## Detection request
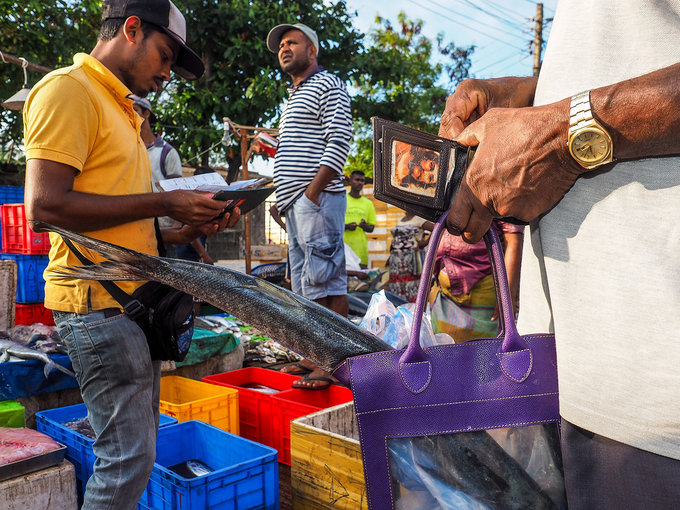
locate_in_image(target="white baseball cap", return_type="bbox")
[266,23,319,56]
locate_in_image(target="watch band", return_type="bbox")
[569,90,594,136]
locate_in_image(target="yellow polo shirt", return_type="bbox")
[23,53,157,314]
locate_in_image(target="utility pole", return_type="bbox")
[532,3,544,77]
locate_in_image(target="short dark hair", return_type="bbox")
[351,170,365,178]
[98,18,163,42]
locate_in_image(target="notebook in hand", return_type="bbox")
[372,117,472,222]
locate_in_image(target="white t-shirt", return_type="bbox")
[148,139,182,193]
[517,0,680,459]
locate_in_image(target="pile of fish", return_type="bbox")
[0,324,74,378]
[195,314,302,365]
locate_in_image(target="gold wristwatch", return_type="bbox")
[567,90,613,170]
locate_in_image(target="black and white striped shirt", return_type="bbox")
[273,69,352,214]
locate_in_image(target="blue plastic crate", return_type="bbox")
[139,420,279,510]
[0,253,49,303]
[0,186,24,205]
[35,403,178,498]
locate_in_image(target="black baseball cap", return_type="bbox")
[102,0,204,80]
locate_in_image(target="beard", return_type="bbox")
[119,37,153,96]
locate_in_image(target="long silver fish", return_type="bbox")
[39,222,392,372]
[0,338,75,378]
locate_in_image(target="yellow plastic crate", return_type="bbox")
[159,376,239,434]
[290,401,367,509]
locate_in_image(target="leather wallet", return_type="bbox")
[372,117,470,222]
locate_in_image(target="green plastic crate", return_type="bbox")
[0,400,25,427]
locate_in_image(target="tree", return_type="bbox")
[347,12,474,175]
[0,0,100,169]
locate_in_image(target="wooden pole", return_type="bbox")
[0,50,52,75]
[240,133,252,275]
[533,3,544,77]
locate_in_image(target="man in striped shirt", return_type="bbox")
[267,23,352,389]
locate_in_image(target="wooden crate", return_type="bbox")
[290,401,367,509]
[250,244,287,261]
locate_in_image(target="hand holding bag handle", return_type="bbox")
[333,211,560,509]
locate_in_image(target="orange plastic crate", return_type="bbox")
[1,204,50,254]
[159,376,239,434]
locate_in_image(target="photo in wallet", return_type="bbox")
[373,117,470,222]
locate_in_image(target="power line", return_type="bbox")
[472,53,523,75]
[484,0,531,24]
[405,0,526,52]
[490,54,531,76]
[455,0,531,33]
[422,0,528,42]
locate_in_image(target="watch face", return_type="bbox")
[571,128,611,164]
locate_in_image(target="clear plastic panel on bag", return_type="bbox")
[388,424,566,510]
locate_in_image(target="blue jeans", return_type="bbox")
[53,309,161,510]
[287,191,347,300]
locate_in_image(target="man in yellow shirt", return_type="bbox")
[23,1,239,507]
[344,170,376,268]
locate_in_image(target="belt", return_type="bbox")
[101,308,123,318]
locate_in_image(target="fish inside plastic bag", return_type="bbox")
[388,425,566,510]
[359,290,453,349]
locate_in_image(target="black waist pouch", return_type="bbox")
[62,235,194,362]
[129,282,195,362]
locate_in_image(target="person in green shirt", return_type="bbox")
[344,170,376,268]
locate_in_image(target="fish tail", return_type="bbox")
[35,221,163,282]
[54,362,76,379]
[43,359,76,379]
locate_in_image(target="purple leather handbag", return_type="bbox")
[333,214,564,509]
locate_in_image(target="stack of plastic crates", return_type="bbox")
[0,188,53,325]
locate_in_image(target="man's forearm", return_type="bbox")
[26,188,168,232]
[305,165,339,204]
[592,62,680,160]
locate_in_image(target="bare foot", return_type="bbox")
[279,361,312,375]
[292,368,338,390]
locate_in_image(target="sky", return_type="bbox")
[251,0,558,177]
[344,0,558,80]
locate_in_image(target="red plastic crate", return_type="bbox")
[202,367,301,446]
[15,303,55,325]
[1,203,51,254]
[271,385,353,465]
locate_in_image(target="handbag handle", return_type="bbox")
[398,212,532,392]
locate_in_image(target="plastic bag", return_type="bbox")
[359,290,452,349]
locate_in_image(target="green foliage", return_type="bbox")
[0,0,101,164]
[0,2,472,182]
[347,12,474,176]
